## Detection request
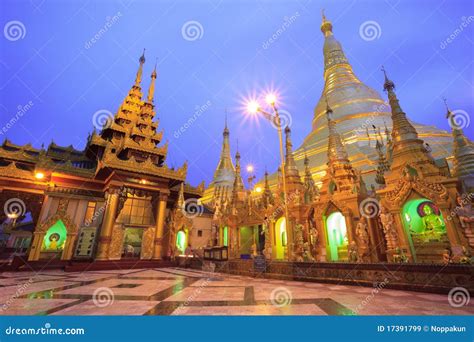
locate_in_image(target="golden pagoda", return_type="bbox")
[200,119,236,207]
[283,13,455,187]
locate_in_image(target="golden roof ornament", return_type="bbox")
[134,49,146,87]
[147,58,157,103]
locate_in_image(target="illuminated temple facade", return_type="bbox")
[0,52,206,263]
[202,14,474,264]
[1,13,473,267]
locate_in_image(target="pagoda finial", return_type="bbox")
[381,65,395,92]
[134,49,146,87]
[224,109,229,134]
[443,97,453,119]
[320,9,332,36]
[146,58,158,103]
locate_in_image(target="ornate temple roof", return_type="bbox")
[86,51,186,180]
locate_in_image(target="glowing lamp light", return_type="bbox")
[246,164,254,173]
[139,179,147,184]
[35,172,44,180]
[265,93,277,105]
[255,186,262,193]
[7,213,18,219]
[246,101,260,114]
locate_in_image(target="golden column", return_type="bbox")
[96,189,120,260]
[153,192,168,259]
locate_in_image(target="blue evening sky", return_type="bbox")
[1,0,473,187]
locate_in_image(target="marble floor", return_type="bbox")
[0,267,472,316]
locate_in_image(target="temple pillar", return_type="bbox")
[27,194,51,261]
[152,193,168,260]
[441,207,463,247]
[268,220,276,260]
[393,210,414,262]
[62,233,77,260]
[27,232,44,261]
[96,190,120,260]
[286,218,294,261]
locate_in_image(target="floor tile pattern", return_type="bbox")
[0,268,472,316]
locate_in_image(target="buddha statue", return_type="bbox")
[421,204,445,232]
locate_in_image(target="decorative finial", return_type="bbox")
[139,48,146,64]
[443,97,453,118]
[151,58,157,78]
[320,9,333,36]
[381,65,395,92]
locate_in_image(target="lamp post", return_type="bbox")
[246,94,292,260]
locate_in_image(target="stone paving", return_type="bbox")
[0,268,472,315]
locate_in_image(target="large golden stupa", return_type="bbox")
[287,14,454,186]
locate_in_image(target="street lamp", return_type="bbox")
[245,93,292,260]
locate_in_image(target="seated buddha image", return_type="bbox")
[49,233,62,250]
[419,202,445,233]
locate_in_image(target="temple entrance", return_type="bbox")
[401,198,448,262]
[239,226,253,256]
[40,220,67,260]
[274,217,287,260]
[175,229,188,255]
[326,212,348,261]
[122,228,143,259]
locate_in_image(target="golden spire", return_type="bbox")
[215,117,234,174]
[134,49,146,87]
[375,137,389,185]
[381,66,419,144]
[284,126,301,182]
[321,9,333,37]
[232,145,245,204]
[326,97,349,164]
[147,58,157,103]
[444,98,474,183]
[177,182,185,208]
